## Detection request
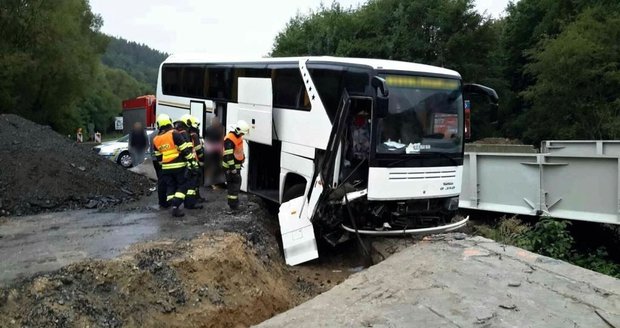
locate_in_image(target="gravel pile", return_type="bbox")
[0,114,151,216]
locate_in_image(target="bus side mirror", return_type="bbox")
[372,76,389,97]
[462,84,499,140]
[463,83,498,105]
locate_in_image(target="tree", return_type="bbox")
[522,7,620,142]
[101,36,168,91]
[272,0,504,139]
[74,64,151,133]
[0,0,107,133]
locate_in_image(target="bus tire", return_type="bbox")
[282,183,305,203]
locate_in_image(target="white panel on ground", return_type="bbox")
[236,77,273,145]
[278,196,318,266]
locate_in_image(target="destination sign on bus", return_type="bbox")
[385,75,459,90]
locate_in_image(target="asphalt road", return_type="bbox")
[0,189,259,286]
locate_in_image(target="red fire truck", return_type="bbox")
[121,95,156,134]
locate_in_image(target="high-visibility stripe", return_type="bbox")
[154,151,162,156]
[223,149,234,155]
[235,164,241,169]
[222,162,229,168]
[185,153,194,160]
[174,192,185,199]
[227,195,238,199]
[162,162,187,170]
[187,189,196,195]
[179,142,192,151]
[226,160,235,165]
[194,144,203,150]
[166,195,174,201]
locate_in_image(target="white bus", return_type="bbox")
[156,55,498,265]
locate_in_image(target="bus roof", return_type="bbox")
[163,54,461,79]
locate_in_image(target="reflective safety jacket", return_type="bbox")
[222,132,244,171]
[152,129,195,172]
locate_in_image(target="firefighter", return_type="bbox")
[150,126,168,209]
[152,114,199,217]
[184,114,207,203]
[223,120,250,211]
[174,115,203,209]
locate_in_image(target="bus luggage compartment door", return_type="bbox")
[235,77,273,146]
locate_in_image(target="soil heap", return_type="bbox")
[0,114,150,216]
[0,231,317,328]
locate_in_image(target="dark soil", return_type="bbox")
[0,114,151,216]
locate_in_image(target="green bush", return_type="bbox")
[571,248,620,279]
[473,216,530,246]
[520,218,574,260]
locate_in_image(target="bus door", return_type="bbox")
[235,77,273,145]
[279,91,351,266]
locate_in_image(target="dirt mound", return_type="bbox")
[0,231,316,327]
[473,137,523,145]
[0,114,150,216]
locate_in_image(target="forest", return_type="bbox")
[272,0,620,144]
[1,0,618,143]
[0,0,166,133]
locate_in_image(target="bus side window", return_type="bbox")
[205,66,233,101]
[308,68,344,120]
[162,65,182,95]
[273,68,310,111]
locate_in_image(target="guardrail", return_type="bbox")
[460,151,620,225]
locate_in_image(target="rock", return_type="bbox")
[85,200,98,209]
[120,187,134,196]
[77,166,86,171]
[508,282,521,287]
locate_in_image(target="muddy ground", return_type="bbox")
[0,114,151,217]
[0,190,368,327]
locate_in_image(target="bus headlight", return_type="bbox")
[445,197,460,211]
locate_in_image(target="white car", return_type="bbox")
[93,130,156,168]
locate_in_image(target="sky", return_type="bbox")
[90,0,512,58]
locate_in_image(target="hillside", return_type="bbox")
[102,36,168,91]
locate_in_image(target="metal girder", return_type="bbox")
[460,149,620,225]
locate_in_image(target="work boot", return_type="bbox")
[225,206,240,215]
[172,206,185,217]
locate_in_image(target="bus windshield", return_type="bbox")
[375,74,463,155]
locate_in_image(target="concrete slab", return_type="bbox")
[257,234,620,328]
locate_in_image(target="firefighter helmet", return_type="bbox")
[156,114,172,129]
[235,120,250,135]
[177,114,199,129]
